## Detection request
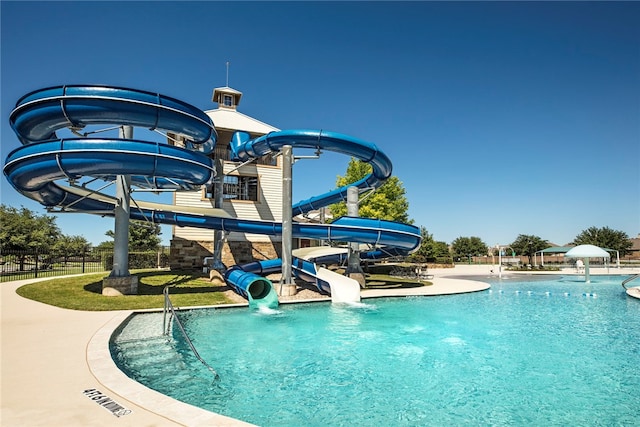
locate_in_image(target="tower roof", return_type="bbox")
[208,85,278,134]
[205,107,279,134]
[212,86,243,109]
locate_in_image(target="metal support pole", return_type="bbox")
[346,186,365,286]
[319,206,326,246]
[103,125,138,295]
[281,145,293,287]
[110,125,133,277]
[212,158,226,271]
[346,186,358,216]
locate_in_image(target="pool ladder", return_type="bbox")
[163,286,220,380]
[621,274,640,290]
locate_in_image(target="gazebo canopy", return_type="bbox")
[564,244,610,283]
[539,246,574,254]
[535,245,620,274]
[564,244,610,259]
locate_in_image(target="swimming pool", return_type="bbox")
[111,275,640,426]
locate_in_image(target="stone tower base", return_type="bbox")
[102,275,139,296]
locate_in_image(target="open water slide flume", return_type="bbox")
[3,85,421,306]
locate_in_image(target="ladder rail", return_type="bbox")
[163,286,219,379]
[621,274,640,290]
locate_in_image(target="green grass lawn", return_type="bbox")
[14,269,431,311]
[15,270,235,311]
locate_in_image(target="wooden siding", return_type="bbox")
[173,162,282,243]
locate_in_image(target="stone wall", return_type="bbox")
[169,238,281,270]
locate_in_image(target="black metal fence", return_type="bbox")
[0,248,170,282]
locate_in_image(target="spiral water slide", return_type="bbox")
[3,85,421,305]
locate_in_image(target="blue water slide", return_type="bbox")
[3,85,422,306]
[226,257,334,298]
[230,130,391,215]
[227,129,421,296]
[224,259,281,308]
[291,257,333,294]
[11,85,216,151]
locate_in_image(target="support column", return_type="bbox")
[319,206,326,246]
[346,186,366,287]
[103,125,138,295]
[111,173,131,277]
[208,158,226,283]
[280,145,296,296]
[584,258,591,283]
[211,158,226,269]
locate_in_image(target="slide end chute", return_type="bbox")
[224,266,279,309]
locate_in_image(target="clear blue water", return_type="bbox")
[111,275,640,426]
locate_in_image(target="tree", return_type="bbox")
[0,204,62,271]
[102,220,162,251]
[451,236,488,260]
[511,234,549,265]
[409,227,452,263]
[52,235,91,264]
[408,227,434,263]
[94,240,114,251]
[0,204,61,252]
[329,158,412,223]
[53,234,91,254]
[431,241,452,263]
[573,226,633,256]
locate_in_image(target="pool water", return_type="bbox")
[111,276,640,426]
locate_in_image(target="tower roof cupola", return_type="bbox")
[212,86,243,110]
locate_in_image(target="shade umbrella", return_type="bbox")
[564,245,610,283]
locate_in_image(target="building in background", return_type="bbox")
[169,86,282,269]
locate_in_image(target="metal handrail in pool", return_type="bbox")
[163,286,219,379]
[621,274,640,290]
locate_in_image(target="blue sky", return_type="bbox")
[2,1,639,247]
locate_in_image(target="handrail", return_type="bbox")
[163,286,219,380]
[622,274,640,290]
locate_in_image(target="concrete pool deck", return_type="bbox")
[2,265,638,426]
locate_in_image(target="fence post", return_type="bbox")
[82,250,86,273]
[34,249,39,278]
